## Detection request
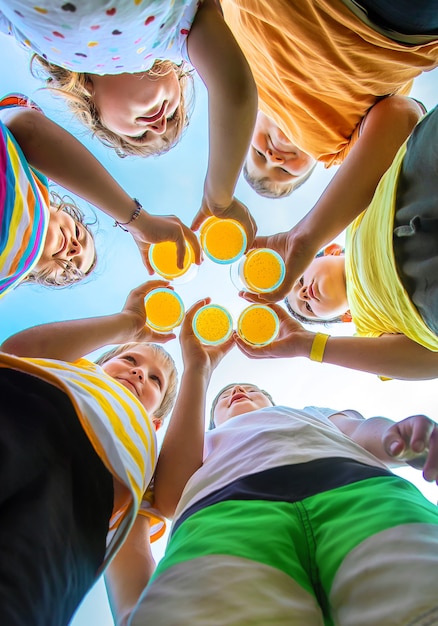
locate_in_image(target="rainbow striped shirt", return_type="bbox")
[0,95,50,297]
[0,352,165,568]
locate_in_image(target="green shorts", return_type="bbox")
[131,464,438,626]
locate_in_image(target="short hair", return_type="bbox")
[209,382,275,430]
[25,191,97,288]
[32,57,194,158]
[243,160,317,199]
[283,296,343,326]
[95,342,178,423]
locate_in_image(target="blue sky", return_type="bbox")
[0,33,437,626]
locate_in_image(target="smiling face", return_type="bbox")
[245,111,315,193]
[212,383,274,428]
[90,69,181,152]
[35,204,95,279]
[100,345,170,427]
[286,255,349,321]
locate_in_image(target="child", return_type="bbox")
[0,280,178,626]
[236,106,438,381]
[0,0,258,242]
[243,111,316,199]
[0,93,200,296]
[123,302,438,625]
[222,0,436,206]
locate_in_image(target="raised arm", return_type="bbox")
[105,515,155,626]
[249,96,424,301]
[153,299,234,518]
[233,302,438,380]
[0,107,201,271]
[330,410,438,483]
[1,281,175,361]
[187,0,258,244]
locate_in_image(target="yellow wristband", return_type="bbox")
[309,333,330,363]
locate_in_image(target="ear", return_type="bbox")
[152,416,162,431]
[341,310,352,323]
[84,75,94,97]
[323,243,343,256]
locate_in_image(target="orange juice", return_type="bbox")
[200,217,246,264]
[240,249,285,293]
[193,304,233,345]
[145,288,184,332]
[148,240,194,280]
[237,304,279,346]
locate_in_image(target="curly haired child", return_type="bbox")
[0,0,258,241]
[0,93,200,297]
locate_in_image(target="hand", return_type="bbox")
[191,196,257,250]
[233,301,312,359]
[383,415,438,483]
[242,228,319,303]
[128,212,202,274]
[180,299,235,375]
[121,280,177,344]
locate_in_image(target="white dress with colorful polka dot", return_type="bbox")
[0,0,199,74]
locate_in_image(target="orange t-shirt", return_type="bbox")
[221,0,438,165]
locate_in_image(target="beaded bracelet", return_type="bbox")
[113,198,142,232]
[309,332,330,363]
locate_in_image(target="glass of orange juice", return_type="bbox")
[192,304,233,345]
[237,304,279,346]
[148,240,197,282]
[231,248,285,293]
[200,217,247,264]
[144,288,185,333]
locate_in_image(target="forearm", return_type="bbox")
[1,108,142,224]
[188,0,257,208]
[154,366,210,518]
[105,516,155,626]
[1,313,133,361]
[309,333,438,380]
[291,96,423,254]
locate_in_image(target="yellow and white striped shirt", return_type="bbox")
[0,352,166,566]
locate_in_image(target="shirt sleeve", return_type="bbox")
[138,480,167,543]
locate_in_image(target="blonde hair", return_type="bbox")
[95,342,178,423]
[31,57,194,157]
[25,191,97,288]
[243,161,317,199]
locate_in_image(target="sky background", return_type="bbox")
[1,33,437,626]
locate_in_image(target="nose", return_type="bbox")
[148,114,167,135]
[266,148,284,164]
[68,237,82,258]
[231,384,246,395]
[297,283,309,301]
[131,367,144,382]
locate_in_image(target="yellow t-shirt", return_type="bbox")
[221,0,438,165]
[345,142,438,351]
[0,352,166,568]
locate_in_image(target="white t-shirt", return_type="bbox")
[0,0,199,74]
[174,405,388,524]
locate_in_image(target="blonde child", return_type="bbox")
[235,107,438,380]
[243,111,316,199]
[0,0,258,241]
[0,280,178,626]
[222,0,437,203]
[0,93,200,297]
[122,301,438,626]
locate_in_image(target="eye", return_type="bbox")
[122,355,136,364]
[305,302,313,314]
[75,224,80,238]
[254,148,265,160]
[299,276,304,286]
[149,374,162,389]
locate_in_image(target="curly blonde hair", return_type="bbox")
[25,191,97,288]
[31,57,194,157]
